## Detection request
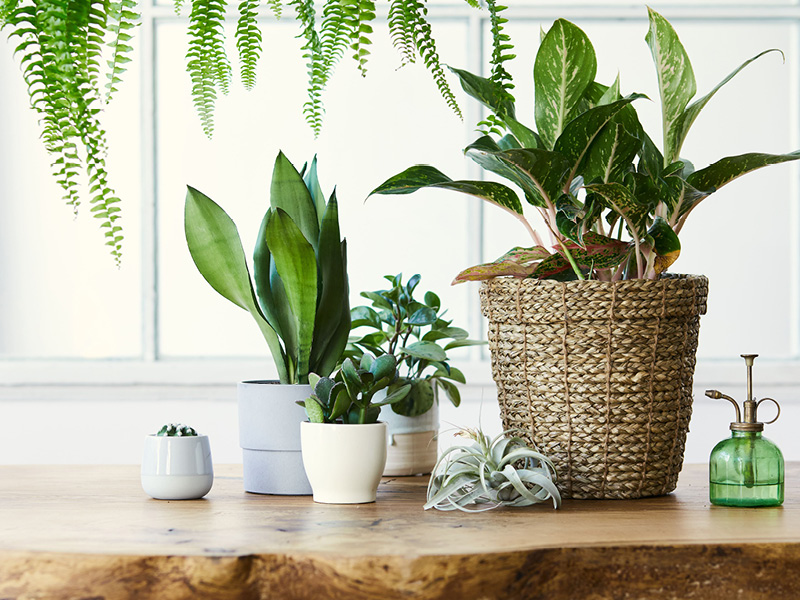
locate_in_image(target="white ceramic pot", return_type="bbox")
[300,421,387,504]
[238,381,312,495]
[382,401,439,476]
[141,434,213,500]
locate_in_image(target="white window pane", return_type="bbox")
[0,37,143,359]
[483,19,799,359]
[156,21,472,359]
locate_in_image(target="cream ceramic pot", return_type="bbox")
[300,421,387,504]
[141,434,213,500]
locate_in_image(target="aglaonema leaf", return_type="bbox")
[561,231,629,269]
[265,207,317,382]
[645,7,696,165]
[647,216,681,274]
[370,164,524,215]
[449,66,516,121]
[532,252,573,279]
[584,182,649,236]
[671,49,784,162]
[534,18,597,150]
[687,151,800,193]
[452,246,550,284]
[184,186,288,382]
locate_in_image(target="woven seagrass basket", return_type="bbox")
[479,274,708,499]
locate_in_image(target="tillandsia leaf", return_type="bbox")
[671,49,784,162]
[184,187,288,382]
[647,216,681,275]
[553,94,647,186]
[309,191,351,378]
[645,7,696,166]
[534,18,597,150]
[686,151,800,194]
[270,151,320,251]
[370,165,524,215]
[265,207,318,383]
[561,231,630,269]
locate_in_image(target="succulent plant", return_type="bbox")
[300,354,411,425]
[424,428,561,512]
[371,8,800,282]
[345,273,483,417]
[157,423,198,437]
[185,152,350,384]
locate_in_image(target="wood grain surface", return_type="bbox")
[0,464,798,599]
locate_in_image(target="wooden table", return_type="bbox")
[0,464,798,600]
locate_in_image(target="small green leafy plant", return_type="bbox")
[425,427,561,512]
[371,8,800,282]
[184,152,350,384]
[300,354,411,424]
[157,423,198,436]
[346,274,483,417]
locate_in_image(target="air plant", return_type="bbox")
[424,427,561,512]
[157,423,198,436]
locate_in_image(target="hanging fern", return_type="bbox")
[106,0,139,101]
[236,0,262,90]
[345,0,375,76]
[2,0,136,263]
[186,0,231,137]
[485,0,514,98]
[388,0,415,68]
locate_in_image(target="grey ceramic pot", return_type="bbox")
[238,381,312,495]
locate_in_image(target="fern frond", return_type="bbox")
[264,0,281,18]
[345,0,375,77]
[388,0,415,68]
[403,0,462,119]
[236,0,262,90]
[289,0,325,134]
[485,0,514,99]
[105,0,139,102]
[186,0,232,137]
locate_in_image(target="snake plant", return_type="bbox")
[345,273,483,417]
[2,1,511,262]
[300,354,411,424]
[184,152,350,384]
[425,428,561,512]
[371,8,800,282]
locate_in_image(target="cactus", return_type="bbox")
[157,423,198,437]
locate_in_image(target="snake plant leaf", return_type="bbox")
[553,94,647,185]
[561,231,630,269]
[585,182,649,235]
[270,151,320,251]
[647,216,681,274]
[687,151,800,193]
[303,155,327,227]
[672,49,784,162]
[402,341,447,362]
[253,209,290,347]
[645,7,697,165]
[309,192,350,377]
[370,165,524,215]
[534,18,597,150]
[267,260,299,380]
[184,186,288,382]
[265,207,317,381]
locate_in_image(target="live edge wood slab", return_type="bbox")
[0,465,798,600]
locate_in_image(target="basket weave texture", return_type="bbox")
[479,274,708,499]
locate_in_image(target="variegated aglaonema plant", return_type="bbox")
[371,8,800,282]
[185,152,350,384]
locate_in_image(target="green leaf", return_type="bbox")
[303,155,327,227]
[449,66,515,121]
[265,207,318,381]
[370,353,397,381]
[687,152,800,193]
[351,306,382,329]
[370,165,524,215]
[561,231,630,269]
[583,121,642,185]
[341,358,362,400]
[184,186,288,382]
[645,7,696,165]
[402,341,447,362]
[438,379,461,408]
[329,387,352,421]
[374,383,413,407]
[303,397,326,423]
[436,326,470,340]
[532,252,573,280]
[270,151,320,251]
[443,339,485,351]
[314,376,336,404]
[408,307,437,326]
[534,18,597,150]
[647,216,681,274]
[584,182,648,235]
[360,353,375,371]
[390,379,434,416]
[424,291,441,311]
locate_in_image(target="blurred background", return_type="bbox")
[1,1,799,465]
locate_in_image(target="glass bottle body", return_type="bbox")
[709,431,784,507]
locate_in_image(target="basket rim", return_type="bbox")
[479,273,707,290]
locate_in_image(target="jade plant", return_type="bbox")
[371,8,800,282]
[300,354,411,424]
[184,151,350,384]
[424,427,561,512]
[345,274,483,417]
[157,423,198,436]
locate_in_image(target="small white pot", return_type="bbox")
[382,401,439,476]
[141,434,213,500]
[300,422,387,504]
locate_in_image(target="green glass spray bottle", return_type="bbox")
[706,354,783,507]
